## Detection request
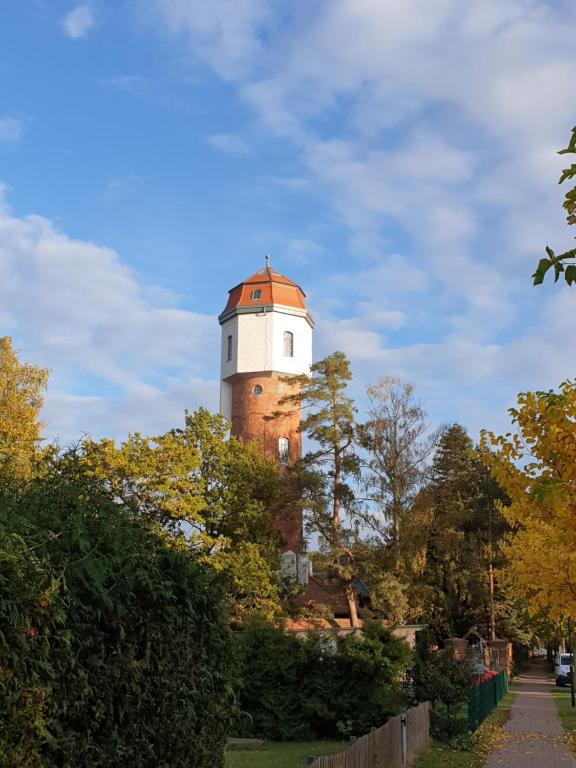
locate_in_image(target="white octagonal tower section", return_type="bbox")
[219,266,313,422]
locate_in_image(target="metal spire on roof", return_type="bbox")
[265,254,271,269]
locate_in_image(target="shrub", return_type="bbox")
[412,639,472,741]
[233,619,411,740]
[0,460,233,767]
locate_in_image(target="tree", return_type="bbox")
[273,352,360,625]
[533,126,576,286]
[79,408,282,619]
[0,452,233,768]
[420,425,508,639]
[481,380,576,619]
[357,377,437,565]
[0,337,48,484]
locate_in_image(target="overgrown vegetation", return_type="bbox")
[233,620,411,740]
[412,633,472,741]
[0,456,233,767]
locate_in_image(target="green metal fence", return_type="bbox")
[468,670,508,732]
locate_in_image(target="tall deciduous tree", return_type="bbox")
[0,337,49,484]
[79,408,282,619]
[481,381,576,619]
[533,126,576,286]
[357,377,437,565]
[274,352,360,625]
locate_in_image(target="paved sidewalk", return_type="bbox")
[484,658,575,767]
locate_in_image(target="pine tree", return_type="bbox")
[422,424,508,638]
[273,351,360,625]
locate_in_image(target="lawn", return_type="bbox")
[225,740,347,768]
[552,686,576,754]
[413,692,516,768]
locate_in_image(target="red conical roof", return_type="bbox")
[220,266,308,317]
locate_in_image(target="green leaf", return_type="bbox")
[565,265,576,286]
[532,257,553,286]
[559,164,576,184]
[554,262,565,282]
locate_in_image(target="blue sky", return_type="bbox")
[1,0,576,443]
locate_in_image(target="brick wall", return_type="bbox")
[230,371,302,551]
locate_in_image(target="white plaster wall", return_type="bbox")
[220,315,239,380]
[220,309,312,381]
[270,311,312,375]
[219,379,232,421]
[237,312,274,373]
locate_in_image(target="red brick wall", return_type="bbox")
[230,372,301,463]
[229,371,302,551]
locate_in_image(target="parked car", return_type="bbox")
[555,653,573,686]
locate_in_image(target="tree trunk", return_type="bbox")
[345,581,359,628]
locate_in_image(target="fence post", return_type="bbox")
[401,712,407,767]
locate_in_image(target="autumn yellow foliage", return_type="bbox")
[480,381,576,619]
[0,336,48,482]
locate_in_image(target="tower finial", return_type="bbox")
[265,254,270,270]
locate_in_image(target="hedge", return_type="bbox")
[0,462,233,767]
[233,619,411,740]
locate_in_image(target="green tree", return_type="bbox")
[0,337,49,484]
[533,126,576,285]
[0,452,233,768]
[420,425,508,639]
[273,352,360,624]
[352,380,438,626]
[357,377,437,567]
[80,408,282,619]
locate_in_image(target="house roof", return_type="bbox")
[219,265,309,320]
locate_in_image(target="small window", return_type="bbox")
[226,335,232,362]
[251,289,262,299]
[253,385,263,395]
[283,331,294,357]
[279,437,290,464]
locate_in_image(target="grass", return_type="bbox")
[412,692,516,768]
[225,740,347,768]
[552,685,576,754]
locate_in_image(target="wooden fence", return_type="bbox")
[309,702,431,768]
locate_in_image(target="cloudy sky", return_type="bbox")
[2,0,576,443]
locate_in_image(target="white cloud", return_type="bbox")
[141,0,276,80]
[130,1,576,437]
[62,5,95,39]
[0,189,218,442]
[207,132,250,156]
[0,117,24,143]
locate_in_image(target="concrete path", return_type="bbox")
[484,658,575,767]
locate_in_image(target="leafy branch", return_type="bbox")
[533,126,576,286]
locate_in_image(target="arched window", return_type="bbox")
[278,437,290,464]
[226,334,233,362]
[283,330,294,357]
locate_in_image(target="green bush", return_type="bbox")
[412,635,472,742]
[233,619,411,740]
[0,459,233,767]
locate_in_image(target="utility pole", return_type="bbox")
[488,504,496,641]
